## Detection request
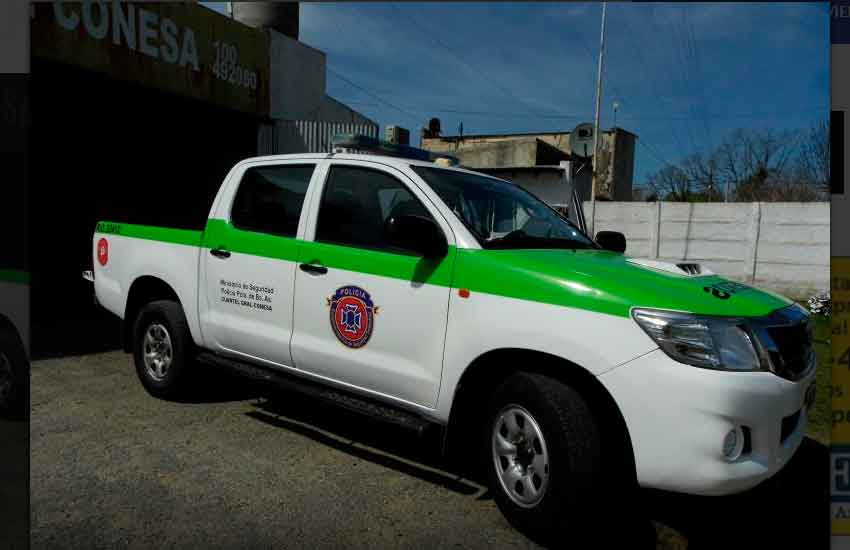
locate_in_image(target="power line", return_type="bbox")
[620,4,696,161]
[636,136,678,171]
[685,7,713,149]
[668,6,699,155]
[326,66,424,127]
[386,3,553,124]
[680,7,709,155]
[333,99,824,121]
[618,6,689,148]
[322,5,426,129]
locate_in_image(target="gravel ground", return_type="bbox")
[29,351,828,550]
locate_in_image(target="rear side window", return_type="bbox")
[231,164,315,237]
[315,165,433,252]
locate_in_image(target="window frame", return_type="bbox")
[228,163,317,239]
[311,162,450,256]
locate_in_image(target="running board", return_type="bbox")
[196,351,435,436]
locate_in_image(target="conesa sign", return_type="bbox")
[31,1,270,116]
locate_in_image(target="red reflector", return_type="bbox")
[97,238,109,266]
[458,288,470,298]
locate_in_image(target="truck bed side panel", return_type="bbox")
[93,226,204,347]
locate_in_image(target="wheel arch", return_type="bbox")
[123,276,182,352]
[0,314,25,356]
[0,314,20,340]
[443,348,637,486]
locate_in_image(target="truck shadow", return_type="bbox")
[245,390,830,549]
[247,390,482,496]
[642,436,829,550]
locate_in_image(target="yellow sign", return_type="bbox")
[31,1,270,117]
[832,257,850,534]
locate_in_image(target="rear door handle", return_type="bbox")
[299,263,328,275]
[210,247,231,259]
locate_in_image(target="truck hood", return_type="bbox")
[452,248,792,319]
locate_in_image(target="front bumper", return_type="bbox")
[598,348,816,496]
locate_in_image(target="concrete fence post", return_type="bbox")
[649,201,662,259]
[746,202,762,284]
[587,200,595,236]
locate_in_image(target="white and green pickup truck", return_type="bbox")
[0,270,29,419]
[88,137,816,540]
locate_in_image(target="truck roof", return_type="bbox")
[234,152,499,178]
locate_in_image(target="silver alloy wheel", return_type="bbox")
[0,352,13,406]
[143,323,173,382]
[492,404,550,508]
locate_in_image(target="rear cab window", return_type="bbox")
[230,164,316,237]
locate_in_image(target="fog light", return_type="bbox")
[722,426,745,462]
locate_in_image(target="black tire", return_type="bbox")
[132,300,195,399]
[485,372,647,547]
[0,328,28,420]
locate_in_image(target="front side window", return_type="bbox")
[231,164,315,237]
[315,165,434,253]
[411,166,596,250]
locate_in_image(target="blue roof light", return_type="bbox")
[331,134,460,166]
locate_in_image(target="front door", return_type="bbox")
[290,162,456,408]
[202,162,317,367]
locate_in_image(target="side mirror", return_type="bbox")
[385,215,448,258]
[595,231,626,253]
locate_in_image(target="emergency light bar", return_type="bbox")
[331,134,460,166]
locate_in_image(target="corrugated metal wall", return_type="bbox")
[259,120,379,155]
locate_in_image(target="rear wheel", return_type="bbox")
[485,372,648,546]
[132,300,194,399]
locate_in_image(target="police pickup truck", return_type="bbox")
[0,270,29,419]
[88,135,817,541]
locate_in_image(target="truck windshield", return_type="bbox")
[411,166,597,250]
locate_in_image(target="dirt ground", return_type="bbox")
[26,350,828,550]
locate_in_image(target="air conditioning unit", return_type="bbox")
[385,125,410,146]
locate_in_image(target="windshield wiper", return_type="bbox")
[485,230,592,250]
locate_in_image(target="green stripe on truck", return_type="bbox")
[0,270,29,285]
[95,222,203,246]
[96,220,791,319]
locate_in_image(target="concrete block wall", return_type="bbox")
[585,201,830,300]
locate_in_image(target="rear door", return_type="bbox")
[290,161,456,408]
[201,161,318,367]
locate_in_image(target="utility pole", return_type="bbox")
[590,2,608,211]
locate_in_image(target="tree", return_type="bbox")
[717,128,795,201]
[641,125,824,202]
[797,119,830,194]
[682,152,723,201]
[646,164,693,201]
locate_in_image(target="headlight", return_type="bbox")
[632,308,764,371]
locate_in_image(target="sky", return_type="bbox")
[202,2,829,185]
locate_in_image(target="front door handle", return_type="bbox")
[210,247,231,259]
[299,263,328,275]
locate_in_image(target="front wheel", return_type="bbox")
[132,300,194,399]
[486,372,644,546]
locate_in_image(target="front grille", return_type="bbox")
[781,409,801,443]
[766,322,813,380]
